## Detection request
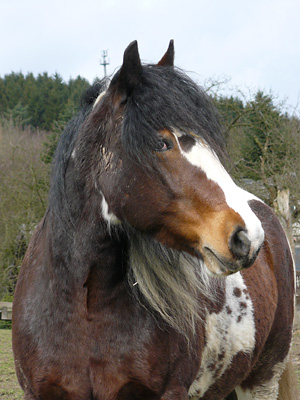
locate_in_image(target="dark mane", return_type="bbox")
[48,80,107,224]
[120,66,225,162]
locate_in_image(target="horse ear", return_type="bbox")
[116,41,142,100]
[157,40,175,67]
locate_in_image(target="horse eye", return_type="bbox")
[157,139,173,152]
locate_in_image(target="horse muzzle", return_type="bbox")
[201,227,264,276]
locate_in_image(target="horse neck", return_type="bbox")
[47,188,127,290]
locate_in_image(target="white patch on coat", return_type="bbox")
[235,357,288,399]
[101,195,120,227]
[178,136,264,254]
[93,90,106,108]
[188,272,256,398]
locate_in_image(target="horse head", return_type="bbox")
[76,41,264,277]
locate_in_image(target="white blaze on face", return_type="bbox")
[177,136,264,255]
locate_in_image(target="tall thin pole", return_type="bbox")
[100,50,109,78]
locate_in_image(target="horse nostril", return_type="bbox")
[229,228,251,259]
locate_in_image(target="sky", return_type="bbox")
[1,0,300,113]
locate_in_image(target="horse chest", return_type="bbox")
[86,313,195,400]
[189,272,256,399]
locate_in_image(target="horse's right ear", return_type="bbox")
[114,41,142,102]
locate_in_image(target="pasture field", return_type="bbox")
[0,330,23,399]
[1,328,300,399]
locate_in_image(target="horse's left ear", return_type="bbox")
[157,40,175,67]
[116,41,142,100]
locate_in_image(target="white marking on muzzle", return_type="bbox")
[176,135,264,253]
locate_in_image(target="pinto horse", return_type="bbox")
[12,41,296,400]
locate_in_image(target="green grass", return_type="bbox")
[0,330,23,399]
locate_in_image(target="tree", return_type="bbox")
[0,72,90,131]
[214,89,300,235]
[0,122,50,300]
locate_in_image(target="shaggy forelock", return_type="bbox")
[122,66,225,163]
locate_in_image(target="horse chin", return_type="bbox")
[201,247,244,277]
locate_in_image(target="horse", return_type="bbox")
[12,41,296,400]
